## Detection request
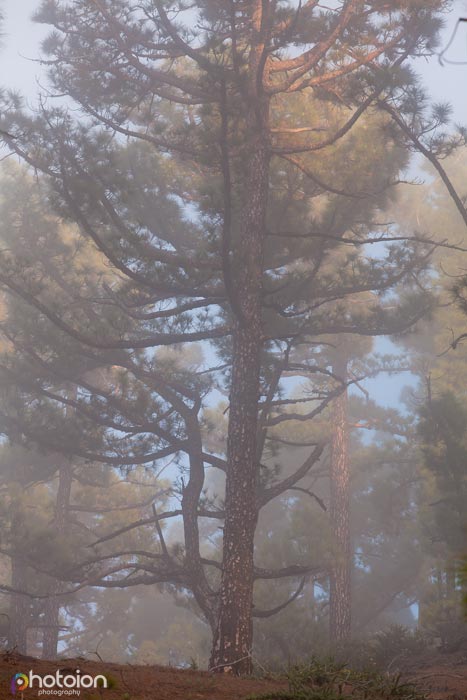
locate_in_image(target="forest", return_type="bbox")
[0,1,465,699]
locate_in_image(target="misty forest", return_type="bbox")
[0,1,465,698]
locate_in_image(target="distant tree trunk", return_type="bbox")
[446,565,457,597]
[9,557,29,654]
[209,108,270,674]
[329,353,352,644]
[310,580,316,622]
[42,461,73,659]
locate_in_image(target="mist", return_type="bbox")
[0,2,465,699]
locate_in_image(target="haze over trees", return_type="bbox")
[0,0,464,677]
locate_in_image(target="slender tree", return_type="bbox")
[41,457,73,659]
[329,349,351,644]
[9,554,29,654]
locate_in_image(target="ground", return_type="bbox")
[399,649,467,700]
[0,654,285,700]
[0,651,465,700]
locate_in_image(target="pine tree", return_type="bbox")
[382,150,467,648]
[329,349,351,643]
[0,0,452,672]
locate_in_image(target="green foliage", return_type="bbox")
[247,658,427,700]
[389,157,467,654]
[418,393,467,495]
[369,627,428,671]
[98,674,117,689]
[0,0,458,669]
[322,627,427,674]
[416,392,467,648]
[419,593,466,651]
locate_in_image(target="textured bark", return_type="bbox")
[9,557,29,654]
[210,137,270,675]
[209,2,272,674]
[42,461,73,659]
[209,325,262,674]
[329,354,352,644]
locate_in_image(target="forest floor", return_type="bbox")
[0,650,465,700]
[398,649,467,700]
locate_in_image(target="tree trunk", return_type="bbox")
[9,557,29,654]
[329,353,352,644]
[210,137,269,674]
[42,461,73,659]
[209,3,272,674]
[310,580,316,623]
[446,565,456,597]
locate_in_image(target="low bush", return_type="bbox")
[247,657,427,700]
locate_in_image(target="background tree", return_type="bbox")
[382,150,467,649]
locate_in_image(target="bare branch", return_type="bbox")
[253,577,307,618]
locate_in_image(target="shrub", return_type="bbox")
[247,657,427,700]
[371,626,428,670]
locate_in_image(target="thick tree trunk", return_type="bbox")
[42,461,73,659]
[210,3,272,674]
[9,557,29,654]
[329,354,352,644]
[210,326,262,674]
[210,135,269,674]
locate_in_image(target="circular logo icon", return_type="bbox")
[11,673,29,695]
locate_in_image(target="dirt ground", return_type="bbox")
[0,650,465,700]
[399,649,467,700]
[0,654,284,700]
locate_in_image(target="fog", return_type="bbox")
[0,0,465,692]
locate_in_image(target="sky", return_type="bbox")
[1,0,467,408]
[3,0,467,114]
